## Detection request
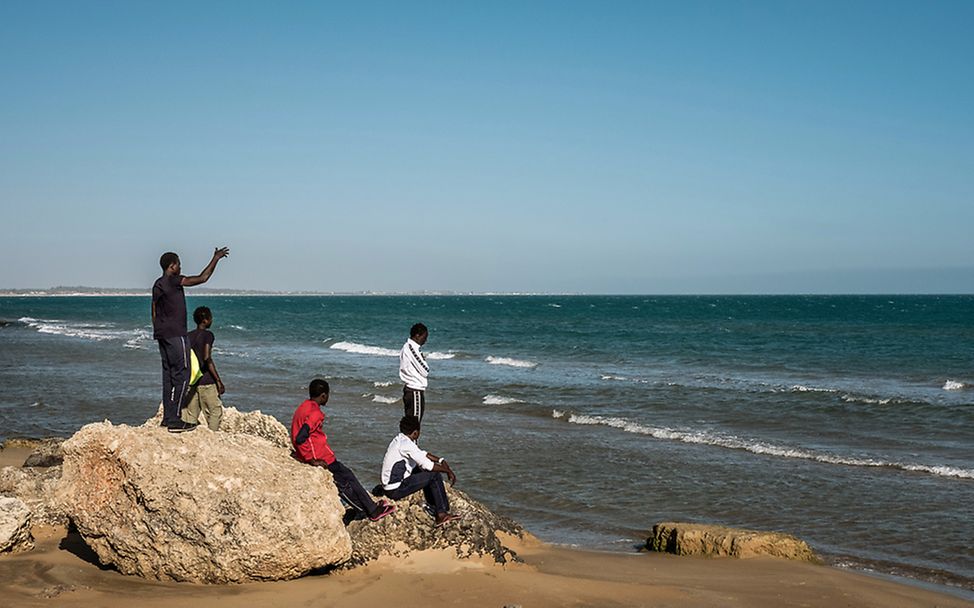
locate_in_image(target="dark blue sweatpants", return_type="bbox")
[327,460,380,517]
[385,471,450,515]
[158,336,190,425]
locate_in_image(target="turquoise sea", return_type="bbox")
[1,295,972,592]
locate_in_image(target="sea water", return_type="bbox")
[1,295,972,590]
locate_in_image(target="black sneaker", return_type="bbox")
[166,421,197,433]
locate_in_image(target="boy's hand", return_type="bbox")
[217,381,226,395]
[445,466,456,486]
[213,247,230,260]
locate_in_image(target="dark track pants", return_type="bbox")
[385,471,450,515]
[158,336,190,425]
[327,460,379,517]
[403,387,426,421]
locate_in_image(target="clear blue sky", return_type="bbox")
[1,1,972,293]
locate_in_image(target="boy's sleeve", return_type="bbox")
[404,441,435,471]
[307,408,324,432]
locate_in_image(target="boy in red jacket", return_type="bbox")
[291,378,395,522]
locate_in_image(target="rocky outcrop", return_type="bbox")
[647,522,818,562]
[56,421,351,583]
[144,405,292,450]
[345,486,523,566]
[10,438,66,467]
[0,464,66,526]
[0,496,33,553]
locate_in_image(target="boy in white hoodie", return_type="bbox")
[399,323,429,420]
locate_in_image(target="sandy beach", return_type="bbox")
[2,448,971,608]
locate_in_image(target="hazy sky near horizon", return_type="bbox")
[1,1,972,293]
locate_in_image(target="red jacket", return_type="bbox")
[290,399,336,465]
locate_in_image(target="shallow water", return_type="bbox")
[1,295,972,590]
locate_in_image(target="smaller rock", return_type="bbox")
[22,438,65,467]
[0,496,34,553]
[0,465,66,526]
[647,522,817,562]
[38,584,77,598]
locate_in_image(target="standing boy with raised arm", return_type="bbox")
[399,323,429,421]
[152,247,229,432]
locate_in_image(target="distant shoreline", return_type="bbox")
[0,291,558,297]
[2,290,973,297]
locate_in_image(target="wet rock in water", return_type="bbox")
[57,420,351,583]
[0,496,34,553]
[345,485,524,567]
[144,404,292,450]
[0,464,66,526]
[647,522,818,562]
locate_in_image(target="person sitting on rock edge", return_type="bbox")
[380,415,461,526]
[290,379,395,522]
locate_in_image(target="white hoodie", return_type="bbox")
[399,338,429,390]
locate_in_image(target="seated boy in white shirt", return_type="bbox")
[380,415,461,526]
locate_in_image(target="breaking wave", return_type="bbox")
[482,394,523,406]
[19,316,150,347]
[485,356,537,369]
[330,341,454,359]
[551,410,974,480]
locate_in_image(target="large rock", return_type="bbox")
[0,465,66,526]
[647,522,818,562]
[56,421,351,583]
[346,485,524,566]
[0,496,33,553]
[145,404,292,450]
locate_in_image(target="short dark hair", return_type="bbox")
[399,415,421,435]
[193,306,212,325]
[410,323,428,338]
[159,252,179,271]
[309,379,330,399]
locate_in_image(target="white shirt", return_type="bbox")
[399,338,429,390]
[381,432,434,490]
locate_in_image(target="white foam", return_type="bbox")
[552,409,567,419]
[20,316,147,345]
[840,394,894,405]
[482,394,523,406]
[228,324,247,331]
[372,395,399,404]
[330,341,454,360]
[789,384,838,394]
[330,341,398,357]
[548,303,562,308]
[943,380,965,391]
[373,381,395,387]
[123,328,152,350]
[600,374,653,384]
[559,413,974,480]
[485,356,537,369]
[212,347,251,358]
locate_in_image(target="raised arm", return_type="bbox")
[182,247,230,287]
